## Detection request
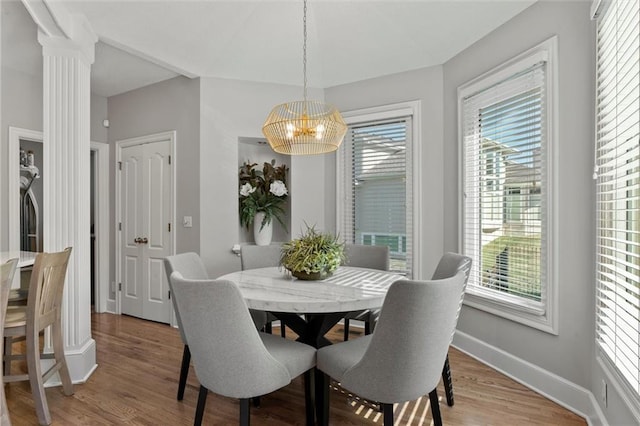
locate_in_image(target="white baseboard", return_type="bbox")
[452,330,607,426]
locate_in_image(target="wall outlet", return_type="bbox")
[601,379,607,406]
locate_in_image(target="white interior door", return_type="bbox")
[120,139,172,323]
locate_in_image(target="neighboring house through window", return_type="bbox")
[459,37,558,333]
[338,102,421,278]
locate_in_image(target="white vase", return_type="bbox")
[253,212,273,246]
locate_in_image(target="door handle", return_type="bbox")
[141,237,148,244]
[134,237,142,244]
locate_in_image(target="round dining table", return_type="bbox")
[1,251,38,305]
[216,266,405,348]
[0,251,38,269]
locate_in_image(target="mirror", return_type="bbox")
[19,139,43,252]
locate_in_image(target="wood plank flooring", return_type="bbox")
[4,313,586,425]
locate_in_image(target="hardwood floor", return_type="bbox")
[4,313,586,425]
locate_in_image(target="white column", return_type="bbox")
[37,27,97,383]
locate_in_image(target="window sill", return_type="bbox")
[463,288,557,335]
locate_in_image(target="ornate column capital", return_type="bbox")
[22,0,97,64]
[37,27,97,66]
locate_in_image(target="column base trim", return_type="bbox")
[44,338,97,387]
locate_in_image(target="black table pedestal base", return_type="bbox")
[271,312,346,348]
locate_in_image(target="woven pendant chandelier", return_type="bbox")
[262,0,347,155]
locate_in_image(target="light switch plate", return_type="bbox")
[183,216,193,228]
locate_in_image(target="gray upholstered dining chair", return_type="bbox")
[163,252,268,401]
[169,272,316,426]
[343,243,390,271]
[240,244,286,337]
[1,258,18,426]
[341,244,390,340]
[430,252,472,407]
[316,270,468,426]
[346,251,472,407]
[240,244,283,270]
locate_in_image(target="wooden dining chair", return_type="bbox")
[169,272,316,426]
[341,244,390,340]
[3,248,74,426]
[240,244,286,337]
[317,270,468,426]
[1,258,18,426]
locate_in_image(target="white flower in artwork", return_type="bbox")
[269,180,288,197]
[239,183,256,197]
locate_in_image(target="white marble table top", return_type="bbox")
[217,266,405,314]
[0,251,38,268]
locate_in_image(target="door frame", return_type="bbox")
[8,127,110,311]
[115,130,176,316]
[91,141,110,313]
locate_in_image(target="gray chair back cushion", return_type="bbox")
[340,271,467,403]
[432,252,472,344]
[343,244,389,271]
[163,252,209,343]
[239,245,281,330]
[164,252,209,280]
[240,244,282,270]
[170,272,292,398]
[432,252,472,282]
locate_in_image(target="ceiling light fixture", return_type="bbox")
[262,0,347,155]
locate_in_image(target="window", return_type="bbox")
[458,38,557,333]
[594,0,640,409]
[337,103,420,277]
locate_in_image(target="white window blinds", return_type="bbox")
[594,0,640,399]
[340,118,412,276]
[461,59,548,314]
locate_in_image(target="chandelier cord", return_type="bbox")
[303,0,308,103]
[262,0,347,154]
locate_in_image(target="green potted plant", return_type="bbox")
[280,225,345,280]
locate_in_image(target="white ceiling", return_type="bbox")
[13,1,541,97]
[91,42,180,98]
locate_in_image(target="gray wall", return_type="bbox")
[91,95,108,143]
[0,1,2,250]
[0,2,1,251]
[0,66,42,251]
[199,76,326,278]
[107,76,201,296]
[0,0,108,250]
[325,65,445,279]
[442,1,636,423]
[0,1,43,250]
[3,0,634,422]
